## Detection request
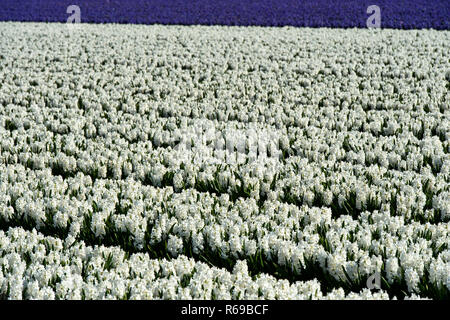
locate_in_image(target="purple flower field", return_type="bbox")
[0,0,448,29]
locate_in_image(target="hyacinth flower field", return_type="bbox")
[0,2,449,301]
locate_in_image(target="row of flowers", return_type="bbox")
[3,226,435,300]
[1,166,448,298]
[1,122,448,223]
[0,1,448,29]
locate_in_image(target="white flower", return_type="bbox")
[167,235,184,257]
[405,268,420,293]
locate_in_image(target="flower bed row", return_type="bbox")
[0,0,448,29]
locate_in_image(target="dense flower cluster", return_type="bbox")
[0,227,397,300]
[0,0,448,29]
[0,23,449,299]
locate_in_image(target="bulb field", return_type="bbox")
[0,22,449,300]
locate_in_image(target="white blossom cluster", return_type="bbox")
[0,227,394,300]
[0,22,448,300]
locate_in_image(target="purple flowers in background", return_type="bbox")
[0,0,448,29]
